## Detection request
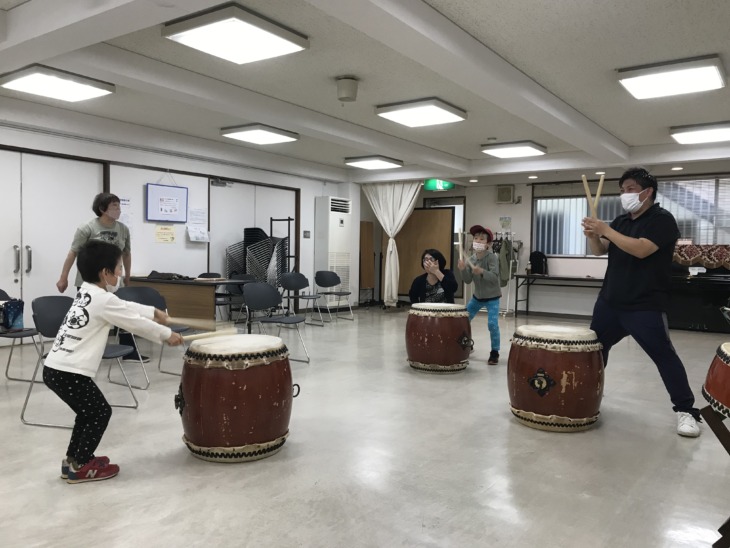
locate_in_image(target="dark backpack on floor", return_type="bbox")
[529,251,548,275]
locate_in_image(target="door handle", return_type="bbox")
[13,245,20,274]
[25,245,32,273]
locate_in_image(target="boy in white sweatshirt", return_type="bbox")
[43,240,184,484]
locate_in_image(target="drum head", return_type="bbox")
[720,342,730,360]
[411,303,464,311]
[514,324,596,342]
[189,334,284,356]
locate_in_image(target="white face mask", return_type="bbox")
[473,242,487,252]
[620,189,648,213]
[105,274,121,293]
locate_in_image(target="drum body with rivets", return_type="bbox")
[702,343,730,419]
[507,325,604,432]
[405,303,473,372]
[176,334,292,462]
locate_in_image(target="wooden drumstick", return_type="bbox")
[166,316,216,331]
[181,327,238,342]
[582,174,598,218]
[593,174,605,210]
[458,232,464,261]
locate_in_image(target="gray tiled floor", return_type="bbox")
[1,309,729,547]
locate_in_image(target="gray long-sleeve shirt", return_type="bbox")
[461,251,501,300]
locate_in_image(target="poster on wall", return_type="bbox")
[145,183,188,223]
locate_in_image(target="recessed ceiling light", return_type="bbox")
[345,155,403,170]
[617,55,725,99]
[595,171,606,175]
[0,64,114,102]
[375,97,467,127]
[469,179,478,183]
[481,140,547,159]
[671,166,684,171]
[670,122,730,144]
[163,5,309,65]
[528,175,538,180]
[221,123,299,145]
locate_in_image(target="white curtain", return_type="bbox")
[362,181,421,307]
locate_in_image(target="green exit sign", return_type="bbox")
[423,178,455,191]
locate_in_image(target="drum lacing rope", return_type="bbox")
[701,385,730,419]
[715,344,730,366]
[184,346,289,362]
[511,334,602,352]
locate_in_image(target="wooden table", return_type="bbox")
[514,275,603,315]
[129,277,248,326]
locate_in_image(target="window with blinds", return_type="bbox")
[532,177,730,255]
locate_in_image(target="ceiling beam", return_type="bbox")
[303,0,630,163]
[51,43,470,172]
[0,0,221,73]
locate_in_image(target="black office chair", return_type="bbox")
[220,273,256,323]
[280,272,322,326]
[21,296,138,429]
[243,282,310,363]
[1,288,40,382]
[198,272,231,320]
[115,286,189,377]
[314,271,354,322]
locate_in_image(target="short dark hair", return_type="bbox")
[619,167,657,201]
[92,193,120,217]
[77,240,122,283]
[421,249,447,271]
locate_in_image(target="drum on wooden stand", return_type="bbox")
[507,325,604,432]
[174,334,298,462]
[702,343,730,418]
[405,303,473,373]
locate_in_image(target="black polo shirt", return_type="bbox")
[600,203,679,311]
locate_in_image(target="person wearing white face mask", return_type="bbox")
[581,167,702,438]
[44,240,183,483]
[458,225,501,365]
[56,193,148,363]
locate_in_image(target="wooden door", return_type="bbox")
[381,207,454,297]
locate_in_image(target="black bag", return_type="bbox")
[529,251,549,275]
[1,298,24,332]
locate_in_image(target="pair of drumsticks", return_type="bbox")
[457,233,478,269]
[582,174,604,218]
[164,316,238,342]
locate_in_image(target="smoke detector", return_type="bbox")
[336,76,359,102]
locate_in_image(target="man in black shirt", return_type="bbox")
[582,167,701,438]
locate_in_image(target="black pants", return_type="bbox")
[590,297,699,418]
[43,366,112,466]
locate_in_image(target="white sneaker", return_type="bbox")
[677,412,700,438]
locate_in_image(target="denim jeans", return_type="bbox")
[466,297,501,352]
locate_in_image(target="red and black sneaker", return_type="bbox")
[61,456,110,479]
[66,457,119,484]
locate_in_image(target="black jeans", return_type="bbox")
[43,367,112,466]
[590,297,699,419]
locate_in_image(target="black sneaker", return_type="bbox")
[488,351,499,365]
[123,354,150,364]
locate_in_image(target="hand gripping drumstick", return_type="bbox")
[166,316,216,331]
[181,327,238,342]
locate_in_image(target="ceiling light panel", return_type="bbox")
[345,155,403,170]
[375,98,467,127]
[670,122,730,144]
[618,55,725,99]
[221,123,299,144]
[0,64,114,102]
[481,140,547,159]
[163,5,309,65]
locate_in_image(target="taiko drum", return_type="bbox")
[702,343,730,419]
[405,303,473,372]
[507,324,604,432]
[175,334,295,462]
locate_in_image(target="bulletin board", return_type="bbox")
[145,183,188,223]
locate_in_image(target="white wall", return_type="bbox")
[0,124,356,299]
[110,166,209,277]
